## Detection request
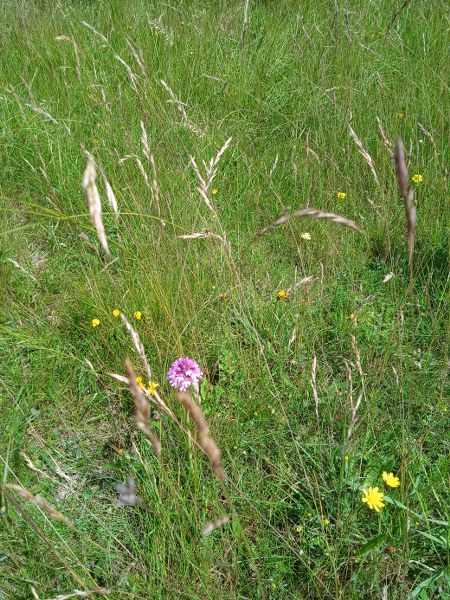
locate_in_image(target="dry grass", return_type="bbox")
[82,157,110,255]
[257,206,363,236]
[177,392,225,483]
[2,484,77,531]
[348,124,380,187]
[394,137,416,259]
[125,358,161,458]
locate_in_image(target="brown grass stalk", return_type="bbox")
[3,484,77,531]
[109,372,174,419]
[177,392,225,482]
[393,137,416,259]
[125,358,161,457]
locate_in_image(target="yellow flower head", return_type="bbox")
[92,318,100,328]
[412,174,423,184]
[301,232,312,240]
[112,309,120,318]
[344,455,349,461]
[295,525,302,533]
[212,188,218,195]
[337,191,346,199]
[397,112,405,118]
[133,311,142,320]
[147,381,159,395]
[362,486,385,512]
[135,376,144,389]
[382,471,400,488]
[277,289,288,299]
[323,518,330,526]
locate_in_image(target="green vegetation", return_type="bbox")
[1,1,448,598]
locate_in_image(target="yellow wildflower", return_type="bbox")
[212,189,218,195]
[344,455,349,461]
[382,471,400,488]
[362,486,385,512]
[271,583,277,590]
[301,232,312,240]
[412,174,423,184]
[133,311,142,320]
[147,381,159,395]
[295,525,302,533]
[397,112,405,118]
[277,289,288,299]
[112,309,120,318]
[337,191,346,199]
[92,318,100,328]
[323,518,330,526]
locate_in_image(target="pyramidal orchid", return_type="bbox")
[167,357,203,392]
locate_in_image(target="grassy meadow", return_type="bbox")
[0,0,449,598]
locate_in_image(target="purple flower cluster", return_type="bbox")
[167,357,203,392]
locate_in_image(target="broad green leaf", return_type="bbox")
[358,533,386,555]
